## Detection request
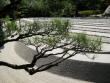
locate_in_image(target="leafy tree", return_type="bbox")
[61,1,76,17]
[0,0,106,75]
[0,0,22,19]
[0,14,102,75]
[0,0,9,10]
[0,16,102,75]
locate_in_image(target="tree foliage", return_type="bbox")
[0,0,107,75]
[0,16,103,75]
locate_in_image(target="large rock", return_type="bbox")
[103,5,110,16]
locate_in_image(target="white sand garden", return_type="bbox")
[0,18,110,83]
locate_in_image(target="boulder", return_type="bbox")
[103,5,110,16]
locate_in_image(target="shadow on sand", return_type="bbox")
[15,42,110,83]
[0,45,4,52]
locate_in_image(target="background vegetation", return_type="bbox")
[0,0,110,17]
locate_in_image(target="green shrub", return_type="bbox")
[70,33,102,52]
[79,10,101,16]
